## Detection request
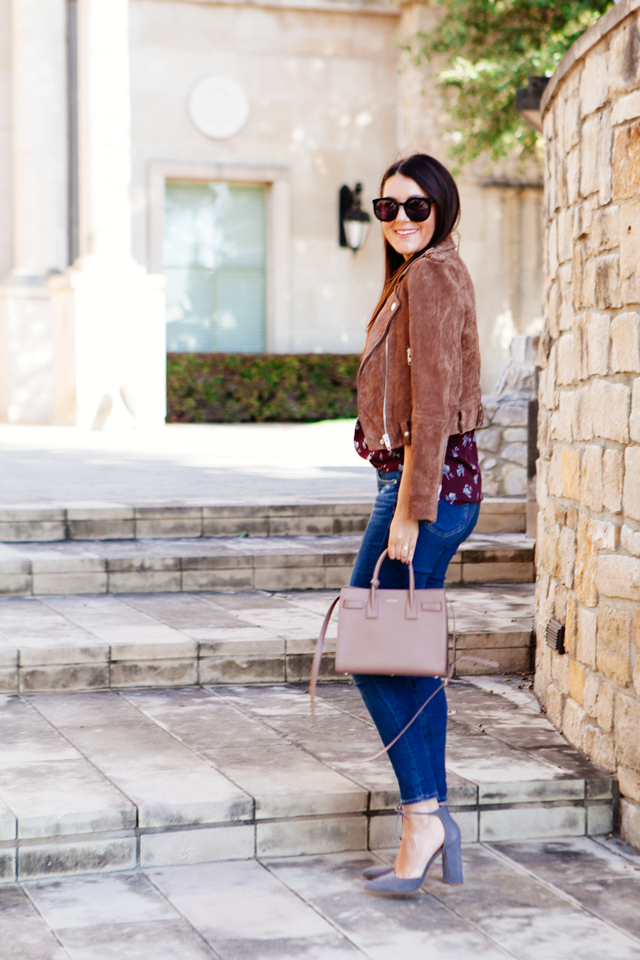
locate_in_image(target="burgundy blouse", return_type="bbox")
[354,419,482,505]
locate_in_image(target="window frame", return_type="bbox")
[148,161,290,353]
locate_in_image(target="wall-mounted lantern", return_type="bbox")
[515,76,549,132]
[339,183,371,254]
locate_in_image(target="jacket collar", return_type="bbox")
[361,235,458,365]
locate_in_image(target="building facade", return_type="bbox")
[0,0,543,429]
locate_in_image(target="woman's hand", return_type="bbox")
[388,511,419,564]
[387,442,419,564]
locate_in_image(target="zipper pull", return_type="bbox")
[382,433,392,452]
[407,347,411,365]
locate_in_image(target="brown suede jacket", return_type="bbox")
[357,236,483,523]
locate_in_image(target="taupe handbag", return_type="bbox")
[309,548,497,762]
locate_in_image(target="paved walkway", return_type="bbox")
[0,422,376,505]
[7,837,640,959]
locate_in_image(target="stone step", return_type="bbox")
[0,680,615,882]
[0,531,534,598]
[0,496,526,542]
[0,585,535,694]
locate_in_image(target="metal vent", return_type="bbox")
[546,619,565,654]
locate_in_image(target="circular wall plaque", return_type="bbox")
[188,74,250,140]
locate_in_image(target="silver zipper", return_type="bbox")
[382,335,392,451]
[407,347,411,365]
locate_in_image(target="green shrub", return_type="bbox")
[166,353,360,423]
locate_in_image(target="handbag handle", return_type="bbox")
[309,586,499,765]
[370,548,415,614]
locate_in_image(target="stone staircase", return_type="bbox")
[0,680,616,883]
[0,494,613,886]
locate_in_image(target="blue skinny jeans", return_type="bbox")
[350,470,480,805]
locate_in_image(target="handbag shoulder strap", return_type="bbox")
[309,592,499,765]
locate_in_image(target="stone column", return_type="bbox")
[49,0,165,430]
[0,0,68,423]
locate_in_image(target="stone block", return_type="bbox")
[595,254,622,309]
[256,814,367,857]
[611,312,640,372]
[603,448,623,512]
[572,386,593,442]
[586,312,610,375]
[609,13,640,92]
[623,446,640,521]
[203,517,270,538]
[596,678,615,733]
[613,120,640,201]
[479,804,585,842]
[181,569,254,591]
[491,401,528,427]
[31,573,108,595]
[0,521,65,542]
[500,443,527,467]
[618,765,640,804]
[68,520,135,541]
[19,664,109,694]
[269,516,334,537]
[0,574,32,595]
[582,670,600,717]
[501,465,527,496]
[596,605,632,686]
[614,692,640,772]
[596,553,640,601]
[476,427,502,453]
[591,203,620,252]
[560,696,587,750]
[109,659,198,688]
[561,448,580,500]
[556,334,576,384]
[568,659,585,705]
[580,48,608,118]
[621,524,640,556]
[591,380,630,443]
[620,201,640,302]
[135,519,203,539]
[580,114,599,197]
[577,605,597,668]
[558,525,577,588]
[587,802,614,836]
[108,571,182,593]
[580,445,603,512]
[140,824,255,867]
[620,798,640,849]
[546,681,564,728]
[555,392,574,442]
[254,566,325,591]
[199,656,286,684]
[590,518,617,551]
[18,837,137,879]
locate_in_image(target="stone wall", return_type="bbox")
[477,335,538,497]
[535,0,640,846]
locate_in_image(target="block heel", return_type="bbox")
[442,839,463,885]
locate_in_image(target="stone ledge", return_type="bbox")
[0,498,525,542]
[541,0,640,117]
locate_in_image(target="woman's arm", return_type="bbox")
[388,442,419,563]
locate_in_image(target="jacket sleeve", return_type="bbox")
[406,258,465,522]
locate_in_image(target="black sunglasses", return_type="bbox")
[372,196,434,223]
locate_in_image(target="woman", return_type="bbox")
[352,154,483,894]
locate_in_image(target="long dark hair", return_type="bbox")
[367,154,460,334]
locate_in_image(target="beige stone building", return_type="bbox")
[535,0,640,847]
[0,0,543,429]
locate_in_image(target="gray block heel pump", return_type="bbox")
[364,805,463,895]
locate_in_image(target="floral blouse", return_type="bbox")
[354,419,482,505]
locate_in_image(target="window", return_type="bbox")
[163,181,266,352]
